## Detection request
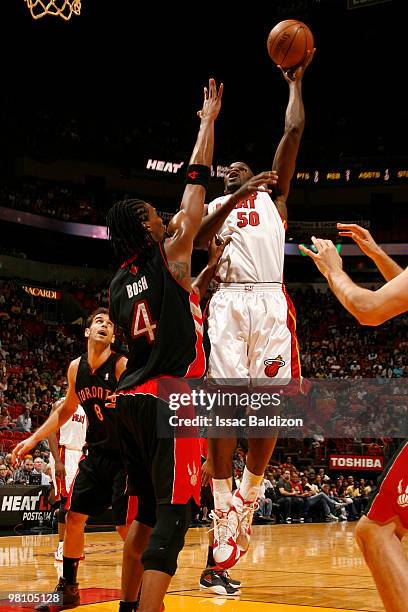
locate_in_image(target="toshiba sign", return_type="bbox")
[329,455,384,471]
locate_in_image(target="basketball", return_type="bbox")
[267,20,314,70]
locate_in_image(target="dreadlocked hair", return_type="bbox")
[106,199,154,264]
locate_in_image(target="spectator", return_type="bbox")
[32,457,50,485]
[277,470,304,524]
[254,474,274,523]
[13,457,35,485]
[15,408,32,432]
[0,464,13,485]
[301,476,340,523]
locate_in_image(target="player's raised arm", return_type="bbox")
[164,79,223,287]
[271,50,314,221]
[337,223,403,281]
[12,359,81,462]
[299,237,408,326]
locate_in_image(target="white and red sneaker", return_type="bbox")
[210,508,239,570]
[54,542,63,562]
[232,489,258,557]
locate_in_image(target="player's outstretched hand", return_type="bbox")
[12,435,38,464]
[197,78,224,122]
[337,223,381,260]
[299,236,343,278]
[234,170,278,201]
[278,48,315,82]
[208,235,232,268]
[55,460,66,480]
[105,392,117,409]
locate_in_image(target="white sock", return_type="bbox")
[239,467,263,503]
[213,478,233,512]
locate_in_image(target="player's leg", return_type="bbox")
[199,478,240,595]
[54,497,67,561]
[354,441,408,611]
[120,520,153,609]
[55,448,83,561]
[116,393,166,611]
[49,448,67,561]
[233,287,299,555]
[355,515,408,612]
[138,501,192,610]
[207,289,250,567]
[207,287,249,490]
[110,457,152,609]
[35,507,88,610]
[138,391,205,609]
[63,510,88,575]
[55,452,112,607]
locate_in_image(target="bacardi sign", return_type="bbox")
[22,285,62,300]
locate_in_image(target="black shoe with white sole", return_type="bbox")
[220,570,242,588]
[199,569,240,595]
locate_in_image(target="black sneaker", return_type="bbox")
[199,569,240,595]
[35,577,79,611]
[221,570,242,588]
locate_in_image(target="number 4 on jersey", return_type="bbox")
[132,300,157,343]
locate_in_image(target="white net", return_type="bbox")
[24,0,81,20]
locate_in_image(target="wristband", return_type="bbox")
[185,164,211,190]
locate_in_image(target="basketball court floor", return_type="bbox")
[0,522,396,611]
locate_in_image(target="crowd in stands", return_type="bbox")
[296,287,408,379]
[0,452,52,486]
[0,179,103,224]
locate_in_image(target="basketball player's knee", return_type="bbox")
[57,505,68,524]
[141,503,191,576]
[66,510,87,529]
[355,516,382,553]
[126,523,152,558]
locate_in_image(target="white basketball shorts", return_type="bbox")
[207,283,300,382]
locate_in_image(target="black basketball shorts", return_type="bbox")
[117,379,201,514]
[67,449,134,525]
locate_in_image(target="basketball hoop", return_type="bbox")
[24,0,81,20]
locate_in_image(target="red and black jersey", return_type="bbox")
[75,352,121,451]
[109,242,209,391]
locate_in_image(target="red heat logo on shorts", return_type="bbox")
[264,355,285,378]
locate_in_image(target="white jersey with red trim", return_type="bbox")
[59,404,87,450]
[207,190,285,283]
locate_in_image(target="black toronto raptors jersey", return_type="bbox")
[75,352,121,451]
[109,242,209,391]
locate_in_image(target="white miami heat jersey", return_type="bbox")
[207,190,285,283]
[59,404,87,450]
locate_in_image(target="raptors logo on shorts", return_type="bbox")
[397,479,408,509]
[366,441,408,529]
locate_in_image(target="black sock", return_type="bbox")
[119,601,139,611]
[206,545,215,568]
[63,556,80,584]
